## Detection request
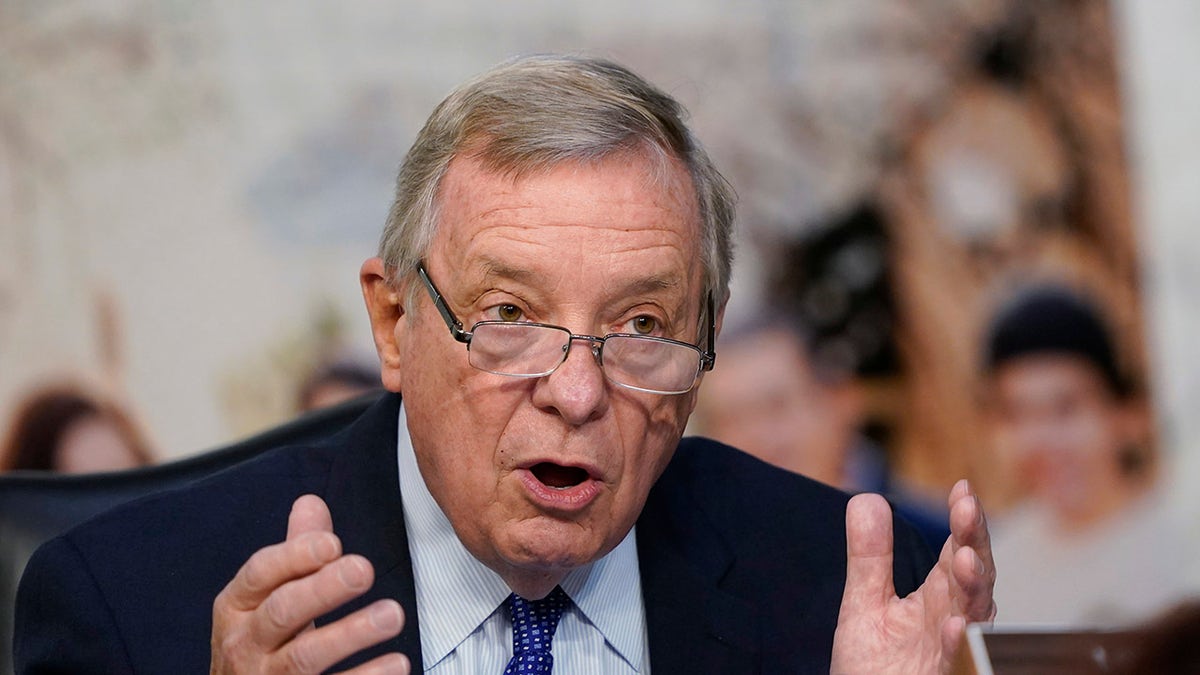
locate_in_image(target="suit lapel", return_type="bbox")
[637,454,763,674]
[316,393,425,671]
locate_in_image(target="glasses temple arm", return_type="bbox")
[701,292,717,371]
[417,263,472,343]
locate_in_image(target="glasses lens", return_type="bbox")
[468,323,570,377]
[601,335,701,394]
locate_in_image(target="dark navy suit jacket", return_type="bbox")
[14,393,934,673]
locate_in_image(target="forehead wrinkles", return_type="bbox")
[436,158,703,283]
[455,191,696,246]
[462,221,695,263]
[436,148,700,229]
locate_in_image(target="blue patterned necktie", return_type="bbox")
[503,586,570,674]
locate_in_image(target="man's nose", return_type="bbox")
[531,337,609,426]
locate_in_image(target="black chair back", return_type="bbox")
[0,395,374,674]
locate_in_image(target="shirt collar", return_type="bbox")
[561,528,646,670]
[395,403,646,669]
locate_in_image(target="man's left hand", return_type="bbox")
[830,479,997,675]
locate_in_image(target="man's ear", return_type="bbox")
[360,257,406,393]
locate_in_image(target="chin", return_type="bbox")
[500,516,616,573]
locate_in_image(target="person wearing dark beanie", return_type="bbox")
[985,285,1129,400]
[981,283,1187,627]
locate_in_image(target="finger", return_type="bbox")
[288,494,335,540]
[940,615,967,669]
[220,531,342,612]
[947,482,995,622]
[338,652,410,675]
[253,554,376,650]
[947,477,971,506]
[278,599,406,674]
[840,493,896,617]
[951,546,996,621]
[948,481,992,557]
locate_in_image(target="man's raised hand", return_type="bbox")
[831,480,997,675]
[210,495,409,674]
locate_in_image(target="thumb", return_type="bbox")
[840,493,896,618]
[287,494,334,540]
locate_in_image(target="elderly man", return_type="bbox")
[15,55,994,674]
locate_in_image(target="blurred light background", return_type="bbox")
[1,0,1197,525]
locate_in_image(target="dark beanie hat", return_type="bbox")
[985,284,1127,396]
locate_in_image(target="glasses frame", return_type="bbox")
[415,262,716,394]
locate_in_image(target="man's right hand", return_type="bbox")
[210,495,409,674]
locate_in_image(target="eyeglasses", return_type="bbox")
[416,263,716,395]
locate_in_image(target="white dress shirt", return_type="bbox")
[395,405,651,673]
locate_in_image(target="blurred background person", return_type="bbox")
[981,283,1190,625]
[295,358,383,414]
[693,313,949,551]
[0,382,156,474]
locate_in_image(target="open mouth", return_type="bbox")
[530,462,590,489]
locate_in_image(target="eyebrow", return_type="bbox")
[616,275,681,297]
[477,258,538,285]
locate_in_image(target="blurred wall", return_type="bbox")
[1116,0,1200,525]
[1,0,1195,473]
[1,0,797,456]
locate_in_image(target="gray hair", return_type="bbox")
[378,54,736,313]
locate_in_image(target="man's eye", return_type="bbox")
[496,304,524,322]
[631,316,657,335]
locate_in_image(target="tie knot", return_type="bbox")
[504,586,570,674]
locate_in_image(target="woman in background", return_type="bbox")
[0,383,155,474]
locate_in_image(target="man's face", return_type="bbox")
[381,150,707,593]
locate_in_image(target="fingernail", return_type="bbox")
[309,534,337,561]
[370,601,403,632]
[387,653,411,674]
[338,556,369,588]
[973,553,985,575]
[974,496,985,525]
